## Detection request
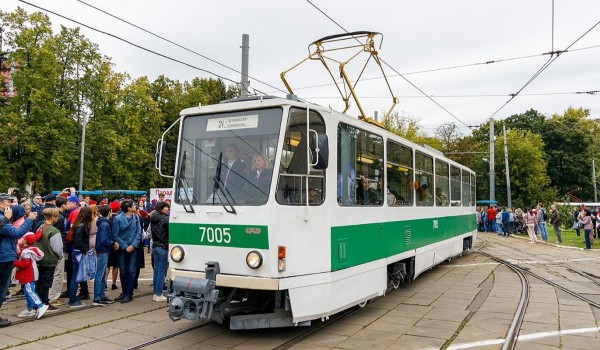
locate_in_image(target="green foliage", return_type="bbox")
[0,8,240,195]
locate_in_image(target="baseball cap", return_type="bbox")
[44,194,57,202]
[0,193,11,201]
[68,195,79,203]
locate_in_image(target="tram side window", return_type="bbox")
[275,108,326,205]
[470,173,476,206]
[415,152,433,206]
[450,165,461,206]
[337,123,383,206]
[387,141,413,206]
[435,160,450,206]
[462,170,471,207]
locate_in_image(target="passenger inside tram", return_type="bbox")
[417,183,433,205]
[356,175,377,205]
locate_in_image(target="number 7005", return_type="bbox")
[199,226,231,244]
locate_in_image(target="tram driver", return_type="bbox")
[221,143,246,190]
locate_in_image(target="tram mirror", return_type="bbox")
[309,133,329,170]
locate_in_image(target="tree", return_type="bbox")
[493,129,555,208]
[542,107,595,199]
[381,112,441,149]
[435,122,463,153]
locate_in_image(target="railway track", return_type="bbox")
[124,301,366,350]
[474,236,600,350]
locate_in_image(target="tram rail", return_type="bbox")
[474,235,600,350]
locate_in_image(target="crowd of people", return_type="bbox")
[0,188,171,327]
[476,203,597,249]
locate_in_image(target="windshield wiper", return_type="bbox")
[211,152,237,214]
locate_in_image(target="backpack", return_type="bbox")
[542,208,548,221]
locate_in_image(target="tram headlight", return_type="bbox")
[170,245,185,263]
[246,250,263,269]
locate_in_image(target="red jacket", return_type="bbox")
[13,246,44,284]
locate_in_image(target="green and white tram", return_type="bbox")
[156,95,476,329]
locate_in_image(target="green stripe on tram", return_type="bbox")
[331,214,476,271]
[170,223,269,249]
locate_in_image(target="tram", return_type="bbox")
[156,32,476,330]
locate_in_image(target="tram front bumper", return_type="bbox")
[169,263,221,322]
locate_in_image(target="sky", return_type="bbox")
[3,0,600,135]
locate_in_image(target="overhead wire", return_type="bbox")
[484,7,600,124]
[305,0,472,129]
[265,43,600,94]
[18,0,265,96]
[302,90,600,99]
[74,0,288,96]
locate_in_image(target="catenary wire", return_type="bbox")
[74,0,288,96]
[305,0,472,129]
[301,90,600,99]
[484,16,600,124]
[264,43,600,94]
[18,0,262,95]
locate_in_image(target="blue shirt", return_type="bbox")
[112,213,142,250]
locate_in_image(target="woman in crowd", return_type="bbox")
[524,208,538,243]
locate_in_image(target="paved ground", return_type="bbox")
[0,235,599,349]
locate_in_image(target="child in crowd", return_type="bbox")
[14,232,49,319]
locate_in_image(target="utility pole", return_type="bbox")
[78,112,88,192]
[489,118,495,201]
[503,125,511,208]
[240,34,250,97]
[593,159,597,202]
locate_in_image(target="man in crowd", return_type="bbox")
[112,199,142,303]
[35,207,63,312]
[537,203,549,242]
[0,193,37,327]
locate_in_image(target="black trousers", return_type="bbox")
[36,265,56,305]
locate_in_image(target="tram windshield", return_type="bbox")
[175,107,283,206]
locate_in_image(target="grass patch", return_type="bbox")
[514,228,600,249]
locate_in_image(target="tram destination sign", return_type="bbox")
[206,114,259,131]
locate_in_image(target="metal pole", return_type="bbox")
[240,34,250,97]
[593,159,597,202]
[78,112,88,192]
[489,118,495,201]
[503,125,511,208]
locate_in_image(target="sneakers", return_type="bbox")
[37,304,49,319]
[18,309,36,318]
[102,297,115,304]
[92,300,110,307]
[120,295,132,303]
[47,304,59,312]
[69,301,86,308]
[153,295,167,302]
[111,284,118,290]
[114,293,126,301]
[77,294,90,300]
[50,299,64,306]
[0,317,10,327]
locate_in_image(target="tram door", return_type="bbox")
[275,107,326,206]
